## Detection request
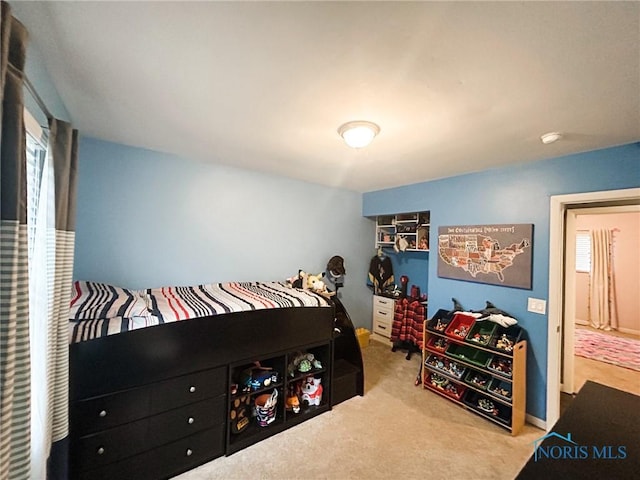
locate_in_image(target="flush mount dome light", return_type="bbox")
[541,132,562,144]
[338,121,380,148]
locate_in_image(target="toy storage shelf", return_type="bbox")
[422,316,527,436]
[226,341,331,455]
[375,211,430,252]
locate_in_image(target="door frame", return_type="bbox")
[547,187,640,430]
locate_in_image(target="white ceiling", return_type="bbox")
[12,1,640,192]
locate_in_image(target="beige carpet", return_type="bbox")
[173,339,542,480]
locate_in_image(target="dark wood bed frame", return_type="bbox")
[69,298,363,479]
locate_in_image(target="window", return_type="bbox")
[576,231,591,273]
[25,108,50,480]
[26,129,47,263]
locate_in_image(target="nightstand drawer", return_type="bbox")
[373,295,395,313]
[373,318,392,338]
[373,308,393,322]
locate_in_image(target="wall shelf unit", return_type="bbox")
[375,211,430,252]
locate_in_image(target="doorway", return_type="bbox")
[547,187,640,430]
[563,205,640,401]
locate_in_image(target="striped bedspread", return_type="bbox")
[69,281,331,344]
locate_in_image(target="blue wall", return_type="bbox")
[363,143,640,421]
[74,137,375,327]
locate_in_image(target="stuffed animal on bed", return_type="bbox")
[286,270,307,289]
[306,273,329,294]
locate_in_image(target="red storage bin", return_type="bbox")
[425,372,467,401]
[444,313,476,341]
[425,335,450,354]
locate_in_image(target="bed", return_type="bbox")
[68,280,362,480]
[69,280,330,343]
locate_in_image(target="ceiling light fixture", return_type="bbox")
[338,121,380,148]
[540,132,563,144]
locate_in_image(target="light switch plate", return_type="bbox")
[527,297,547,315]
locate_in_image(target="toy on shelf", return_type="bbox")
[300,376,323,406]
[285,383,301,414]
[254,389,278,427]
[288,352,322,377]
[229,394,251,434]
[239,363,279,393]
[496,334,515,352]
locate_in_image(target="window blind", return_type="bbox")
[575,231,591,273]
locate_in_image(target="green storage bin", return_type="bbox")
[465,320,498,347]
[445,343,492,368]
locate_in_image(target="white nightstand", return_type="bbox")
[372,295,395,344]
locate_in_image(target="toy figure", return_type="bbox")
[285,383,301,414]
[288,352,322,377]
[300,376,323,406]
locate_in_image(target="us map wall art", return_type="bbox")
[437,224,533,289]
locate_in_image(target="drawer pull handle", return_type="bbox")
[379,325,387,330]
[189,386,196,393]
[188,417,194,424]
[97,447,105,455]
[186,448,193,457]
[99,410,107,418]
[378,311,388,316]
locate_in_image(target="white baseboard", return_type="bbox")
[526,414,546,431]
[574,320,638,336]
[618,326,640,336]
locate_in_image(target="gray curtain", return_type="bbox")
[46,117,78,480]
[0,2,32,479]
[1,3,78,478]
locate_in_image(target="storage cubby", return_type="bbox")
[422,309,527,435]
[227,354,286,453]
[226,342,332,455]
[286,344,330,418]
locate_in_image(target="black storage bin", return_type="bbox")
[426,309,456,334]
[463,368,492,391]
[488,325,524,354]
[488,378,512,401]
[463,390,511,426]
[487,356,513,378]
